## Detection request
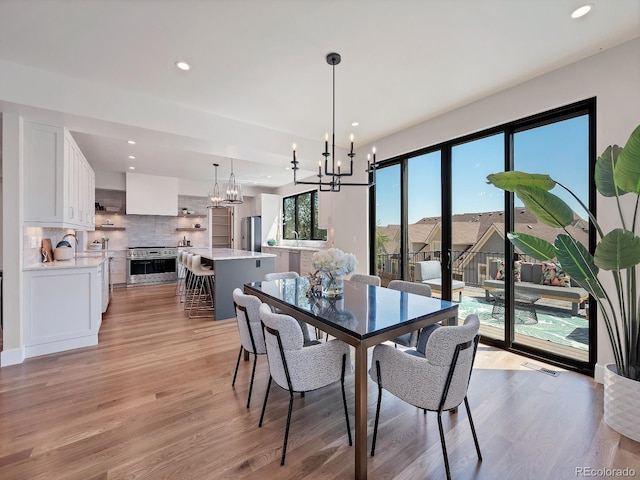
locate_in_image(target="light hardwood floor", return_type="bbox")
[1,284,639,479]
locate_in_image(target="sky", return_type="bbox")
[375,115,589,226]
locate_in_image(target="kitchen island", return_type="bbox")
[184,248,275,320]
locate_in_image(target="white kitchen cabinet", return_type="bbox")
[300,249,319,276]
[110,251,127,285]
[100,259,110,313]
[262,247,289,272]
[23,264,103,357]
[24,120,96,230]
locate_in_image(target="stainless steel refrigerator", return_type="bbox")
[241,216,262,252]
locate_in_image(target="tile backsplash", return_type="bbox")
[24,193,225,266]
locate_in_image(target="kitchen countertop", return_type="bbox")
[185,248,276,261]
[24,254,110,271]
[262,245,322,251]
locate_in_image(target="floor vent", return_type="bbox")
[522,361,559,377]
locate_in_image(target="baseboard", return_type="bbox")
[24,335,98,358]
[594,363,605,384]
[1,346,26,367]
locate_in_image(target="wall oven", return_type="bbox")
[127,247,178,286]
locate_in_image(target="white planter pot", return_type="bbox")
[604,363,640,442]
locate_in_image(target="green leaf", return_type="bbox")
[486,171,556,192]
[507,232,555,261]
[594,229,640,271]
[514,185,574,228]
[614,123,640,194]
[595,145,626,197]
[554,234,605,298]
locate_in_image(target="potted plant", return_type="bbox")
[486,123,640,440]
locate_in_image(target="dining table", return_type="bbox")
[244,276,459,479]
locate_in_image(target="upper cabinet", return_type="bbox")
[23,121,95,230]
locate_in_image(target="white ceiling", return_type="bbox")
[1,0,639,189]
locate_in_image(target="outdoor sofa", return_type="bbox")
[483,260,589,316]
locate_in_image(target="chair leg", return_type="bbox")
[464,396,482,461]
[246,352,258,408]
[280,391,295,465]
[232,346,243,386]
[371,360,383,456]
[259,376,272,428]
[437,412,452,480]
[340,354,352,446]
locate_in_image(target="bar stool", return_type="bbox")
[174,250,187,297]
[181,252,195,305]
[188,255,215,318]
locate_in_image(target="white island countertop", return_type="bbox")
[184,248,276,261]
[24,253,111,271]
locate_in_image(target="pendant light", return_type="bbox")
[222,158,243,205]
[291,52,376,192]
[207,163,224,209]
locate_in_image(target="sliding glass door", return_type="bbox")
[370,99,595,374]
[512,115,591,362]
[451,134,505,336]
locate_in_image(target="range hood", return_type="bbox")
[126,172,178,216]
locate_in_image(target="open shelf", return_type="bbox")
[96,209,124,215]
[176,227,207,231]
[179,213,206,218]
[96,226,125,230]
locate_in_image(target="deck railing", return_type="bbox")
[376,250,537,287]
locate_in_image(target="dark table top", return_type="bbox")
[245,276,459,341]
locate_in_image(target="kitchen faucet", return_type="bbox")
[292,230,300,247]
[62,233,78,245]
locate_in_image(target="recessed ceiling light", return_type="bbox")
[175,61,191,71]
[128,155,136,159]
[571,3,593,18]
[351,122,359,127]
[129,166,136,170]
[127,140,136,145]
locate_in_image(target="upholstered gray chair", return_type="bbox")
[264,271,300,281]
[387,280,432,348]
[258,303,352,465]
[263,271,318,343]
[369,314,482,480]
[349,273,381,287]
[232,288,267,408]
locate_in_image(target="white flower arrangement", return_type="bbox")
[312,248,358,277]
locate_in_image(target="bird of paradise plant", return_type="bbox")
[486,123,640,381]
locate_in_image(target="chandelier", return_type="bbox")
[222,158,244,205]
[291,52,376,192]
[207,163,225,209]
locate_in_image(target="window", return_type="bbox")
[283,190,327,240]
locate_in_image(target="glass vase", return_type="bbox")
[322,273,344,299]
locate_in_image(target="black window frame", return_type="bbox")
[282,190,327,241]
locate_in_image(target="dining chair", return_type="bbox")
[263,271,318,343]
[349,273,381,286]
[369,314,482,480]
[232,288,267,408]
[264,271,300,281]
[258,303,352,465]
[387,280,433,348]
